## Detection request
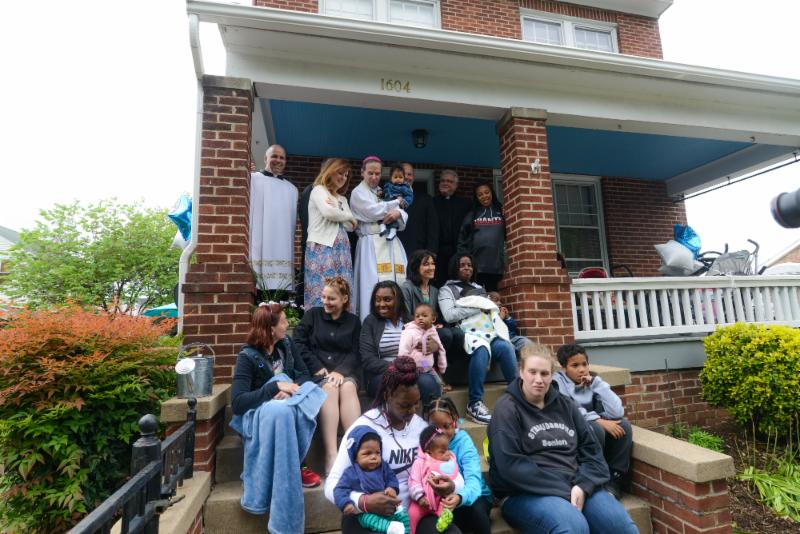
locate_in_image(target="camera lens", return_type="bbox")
[771,188,800,228]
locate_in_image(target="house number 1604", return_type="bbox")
[380,78,411,93]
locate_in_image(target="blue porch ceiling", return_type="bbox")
[267,100,759,180]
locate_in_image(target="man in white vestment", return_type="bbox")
[249,144,298,293]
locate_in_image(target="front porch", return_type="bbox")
[183,1,800,381]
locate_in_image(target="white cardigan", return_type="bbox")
[307,185,356,247]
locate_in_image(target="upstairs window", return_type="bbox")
[321,0,440,28]
[521,10,618,53]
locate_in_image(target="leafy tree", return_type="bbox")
[3,200,181,314]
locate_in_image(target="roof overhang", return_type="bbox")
[561,0,673,19]
[188,1,800,195]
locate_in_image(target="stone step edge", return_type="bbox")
[205,480,650,534]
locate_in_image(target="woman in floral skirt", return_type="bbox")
[304,158,358,309]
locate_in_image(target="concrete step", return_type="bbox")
[205,480,340,534]
[205,478,650,534]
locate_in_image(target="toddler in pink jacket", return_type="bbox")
[408,425,464,533]
[398,304,447,388]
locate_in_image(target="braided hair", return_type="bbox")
[423,396,460,422]
[372,356,420,408]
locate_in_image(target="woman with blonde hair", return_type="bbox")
[487,344,638,534]
[295,276,362,474]
[305,158,358,309]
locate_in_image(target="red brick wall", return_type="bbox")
[616,13,663,58]
[251,0,663,59]
[602,177,687,277]
[631,461,732,534]
[167,409,225,474]
[440,0,521,39]
[253,0,317,12]
[614,369,730,433]
[183,76,255,383]
[497,113,574,347]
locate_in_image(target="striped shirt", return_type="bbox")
[379,320,404,361]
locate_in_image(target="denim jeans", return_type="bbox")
[468,338,518,405]
[501,491,639,534]
[589,418,633,476]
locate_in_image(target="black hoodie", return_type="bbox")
[487,378,609,501]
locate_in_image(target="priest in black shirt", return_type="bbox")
[433,169,471,287]
[398,162,439,260]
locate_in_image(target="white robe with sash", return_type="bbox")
[350,181,408,321]
[249,171,298,291]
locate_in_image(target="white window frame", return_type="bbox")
[320,0,441,28]
[551,174,610,277]
[520,9,619,53]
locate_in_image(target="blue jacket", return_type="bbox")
[449,428,492,506]
[333,425,400,510]
[382,182,414,208]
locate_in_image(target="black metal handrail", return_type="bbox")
[68,398,197,534]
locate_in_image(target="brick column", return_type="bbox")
[496,108,573,347]
[183,75,255,382]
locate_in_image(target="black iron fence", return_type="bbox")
[68,398,197,534]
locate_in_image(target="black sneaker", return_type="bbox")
[467,400,491,425]
[604,471,623,499]
[604,480,621,499]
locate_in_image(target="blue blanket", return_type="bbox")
[230,375,326,534]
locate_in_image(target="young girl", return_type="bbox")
[398,303,448,391]
[408,425,464,533]
[424,398,493,534]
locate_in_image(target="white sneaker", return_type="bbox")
[467,400,491,425]
[387,521,405,534]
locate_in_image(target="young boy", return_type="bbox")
[487,291,532,353]
[333,425,410,534]
[379,166,414,240]
[553,343,632,499]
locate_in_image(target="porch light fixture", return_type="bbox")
[412,129,428,149]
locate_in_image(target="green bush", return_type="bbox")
[702,323,800,437]
[0,306,177,533]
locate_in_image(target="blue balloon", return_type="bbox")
[168,195,192,241]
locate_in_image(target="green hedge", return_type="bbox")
[702,323,800,437]
[0,306,177,533]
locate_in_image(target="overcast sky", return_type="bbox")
[2,0,799,264]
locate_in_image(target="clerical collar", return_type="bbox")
[260,169,284,179]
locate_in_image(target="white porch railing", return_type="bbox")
[570,276,800,341]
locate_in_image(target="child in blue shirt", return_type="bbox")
[333,425,410,534]
[553,343,632,499]
[379,166,414,240]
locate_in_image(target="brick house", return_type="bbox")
[180,0,800,426]
[167,2,800,532]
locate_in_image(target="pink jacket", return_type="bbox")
[408,449,463,515]
[398,322,447,374]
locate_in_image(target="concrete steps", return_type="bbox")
[204,478,651,534]
[205,365,650,533]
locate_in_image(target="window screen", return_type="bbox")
[324,0,374,20]
[574,27,614,52]
[523,19,564,45]
[390,0,436,27]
